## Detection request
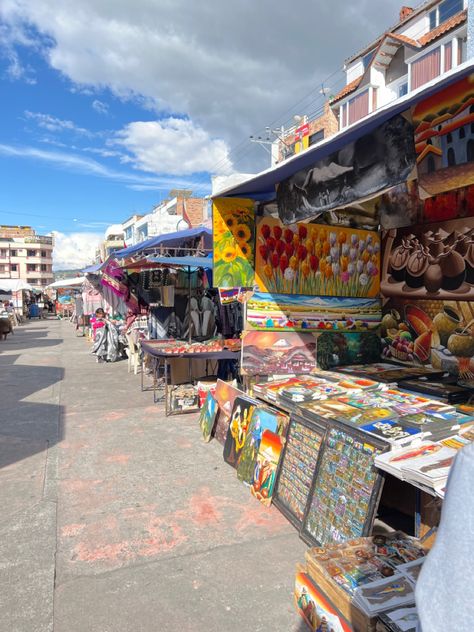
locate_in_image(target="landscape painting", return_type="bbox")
[381,217,474,300]
[413,75,474,197]
[213,197,255,288]
[198,392,218,442]
[250,429,283,506]
[255,216,380,298]
[241,331,317,376]
[245,291,381,332]
[316,331,381,370]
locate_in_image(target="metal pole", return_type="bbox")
[188,265,192,343]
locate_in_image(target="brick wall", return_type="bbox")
[183,198,206,227]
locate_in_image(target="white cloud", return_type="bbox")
[92,99,108,115]
[52,231,101,270]
[24,110,92,136]
[115,118,233,176]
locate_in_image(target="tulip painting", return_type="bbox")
[213,197,255,287]
[255,217,380,298]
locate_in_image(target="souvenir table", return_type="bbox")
[140,339,240,414]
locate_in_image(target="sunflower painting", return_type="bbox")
[213,197,255,287]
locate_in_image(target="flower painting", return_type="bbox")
[213,197,255,287]
[255,217,380,297]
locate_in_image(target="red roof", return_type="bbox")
[330,75,363,104]
[419,10,467,46]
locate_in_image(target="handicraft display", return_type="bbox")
[241,331,317,376]
[381,217,474,300]
[213,197,255,288]
[223,396,256,468]
[236,407,281,485]
[198,392,218,442]
[316,331,381,370]
[301,424,386,546]
[255,217,380,298]
[381,297,474,380]
[250,429,283,506]
[276,113,416,223]
[413,75,474,198]
[245,291,381,332]
[273,415,326,528]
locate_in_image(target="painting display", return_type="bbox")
[255,217,381,298]
[413,75,474,198]
[275,113,415,224]
[245,292,381,332]
[273,415,326,527]
[316,331,381,370]
[250,429,283,506]
[381,298,474,380]
[198,392,218,442]
[241,331,317,376]
[421,183,474,223]
[213,380,244,445]
[223,396,256,468]
[236,407,280,485]
[213,197,255,288]
[381,217,474,300]
[377,181,423,230]
[295,571,352,632]
[302,425,386,546]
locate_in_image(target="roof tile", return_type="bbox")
[419,10,466,46]
[330,75,363,104]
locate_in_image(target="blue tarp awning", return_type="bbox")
[114,227,212,259]
[82,263,103,273]
[213,61,474,200]
[146,255,213,269]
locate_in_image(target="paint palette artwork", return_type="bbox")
[223,397,256,468]
[273,415,326,527]
[302,425,386,546]
[250,430,283,506]
[236,407,280,485]
[198,392,218,442]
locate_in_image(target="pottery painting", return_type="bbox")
[250,430,283,506]
[245,292,382,332]
[255,217,380,298]
[382,298,474,380]
[199,392,218,442]
[316,331,381,370]
[381,217,474,300]
[213,197,255,288]
[413,76,474,197]
[241,331,317,376]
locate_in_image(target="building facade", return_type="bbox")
[0,225,54,287]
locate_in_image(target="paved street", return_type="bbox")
[0,319,306,632]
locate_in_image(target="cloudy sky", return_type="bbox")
[0,0,405,268]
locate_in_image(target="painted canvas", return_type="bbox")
[378,181,423,230]
[413,75,474,198]
[198,392,218,442]
[214,380,243,445]
[381,217,474,300]
[245,291,382,332]
[422,183,474,223]
[316,331,381,370]
[295,571,352,632]
[276,113,416,224]
[236,407,280,484]
[223,397,256,468]
[241,331,317,376]
[213,197,255,287]
[250,429,283,506]
[255,217,380,297]
[381,298,474,380]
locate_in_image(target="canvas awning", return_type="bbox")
[114,227,212,259]
[47,277,86,289]
[0,279,34,292]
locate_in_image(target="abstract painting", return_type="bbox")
[241,331,317,376]
[213,380,244,445]
[316,331,381,370]
[250,429,283,506]
[223,396,256,468]
[213,197,255,288]
[413,76,474,197]
[198,392,218,442]
[276,113,415,224]
[381,217,474,300]
[381,298,474,380]
[236,407,280,484]
[245,291,381,332]
[255,217,380,297]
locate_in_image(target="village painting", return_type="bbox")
[241,331,317,376]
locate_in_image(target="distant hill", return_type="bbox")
[53,269,84,280]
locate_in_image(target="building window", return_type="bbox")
[309,130,324,146]
[0,249,6,257]
[429,0,463,29]
[411,48,441,90]
[362,50,375,69]
[0,264,5,272]
[27,264,36,272]
[27,249,37,257]
[467,140,474,162]
[28,279,37,285]
[41,250,47,258]
[11,264,17,272]
[447,132,453,143]
[429,9,437,30]
[10,250,17,257]
[41,264,47,271]
[459,127,466,139]
[398,82,408,98]
[448,147,456,166]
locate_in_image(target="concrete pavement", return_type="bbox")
[0,319,307,631]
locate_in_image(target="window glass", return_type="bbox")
[398,82,408,97]
[439,0,463,24]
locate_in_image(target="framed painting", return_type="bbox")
[223,396,257,468]
[272,414,327,529]
[301,422,387,547]
[244,291,382,332]
[213,379,245,445]
[213,197,255,288]
[236,406,281,485]
[241,331,317,376]
[295,569,353,632]
[250,429,283,506]
[255,216,380,298]
[198,392,218,442]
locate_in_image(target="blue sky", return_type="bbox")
[0,0,404,268]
